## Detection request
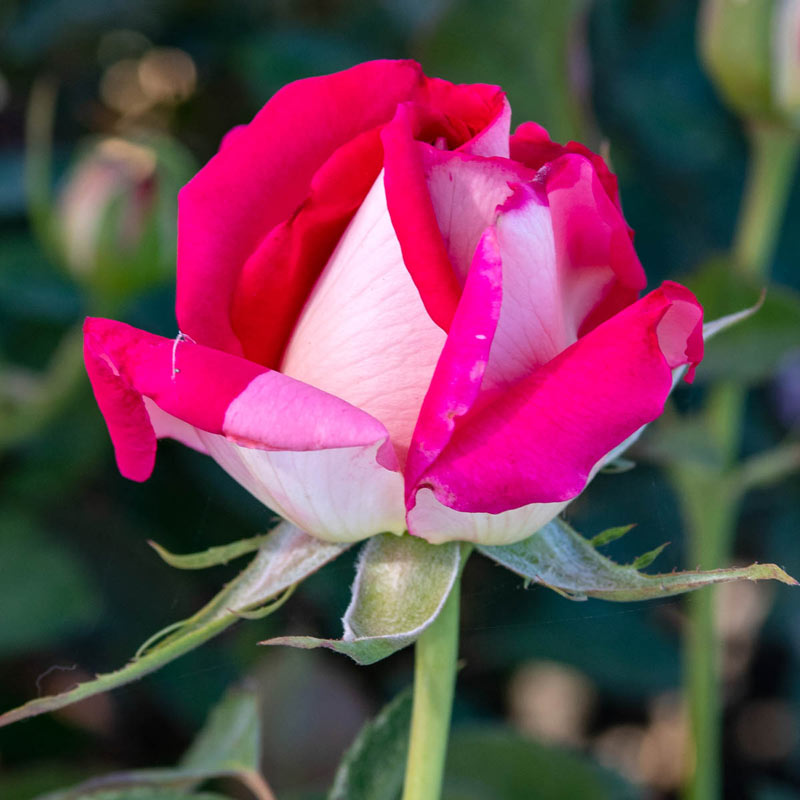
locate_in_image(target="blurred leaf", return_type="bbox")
[265,534,464,665]
[41,791,233,800]
[180,686,260,774]
[686,259,800,383]
[478,517,797,601]
[148,533,271,570]
[36,687,271,799]
[443,726,638,800]
[0,510,100,655]
[422,0,590,142]
[0,234,81,324]
[328,689,412,800]
[0,763,90,800]
[0,149,27,217]
[0,522,347,728]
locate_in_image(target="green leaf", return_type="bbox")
[0,511,101,656]
[328,689,412,800]
[0,522,348,728]
[443,726,638,800]
[264,534,464,665]
[148,533,271,570]
[685,260,800,383]
[478,517,797,602]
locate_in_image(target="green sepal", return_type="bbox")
[148,532,272,570]
[0,522,348,729]
[629,542,669,570]
[599,457,636,474]
[589,524,635,548]
[264,534,465,665]
[478,518,796,602]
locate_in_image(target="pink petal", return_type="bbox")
[480,183,564,390]
[176,59,426,354]
[381,104,463,331]
[229,126,384,368]
[459,96,511,157]
[510,121,623,212]
[405,229,502,493]
[422,78,508,156]
[84,317,405,541]
[410,283,703,517]
[280,171,447,469]
[544,153,646,335]
[421,149,533,284]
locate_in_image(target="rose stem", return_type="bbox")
[681,122,800,800]
[401,566,462,800]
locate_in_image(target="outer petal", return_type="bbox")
[510,121,624,211]
[84,318,405,542]
[544,153,646,335]
[409,283,703,521]
[229,126,384,368]
[280,170,447,468]
[421,78,509,157]
[381,105,463,330]
[176,59,426,354]
[380,85,510,331]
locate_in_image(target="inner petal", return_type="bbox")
[280,170,447,469]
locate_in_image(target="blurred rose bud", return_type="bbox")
[699,0,800,128]
[57,134,195,300]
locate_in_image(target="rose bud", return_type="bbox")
[699,0,800,127]
[57,135,194,299]
[84,60,703,545]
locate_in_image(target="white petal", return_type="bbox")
[407,486,569,546]
[280,170,446,468]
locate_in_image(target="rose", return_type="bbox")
[84,59,703,546]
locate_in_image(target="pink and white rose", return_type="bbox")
[84,59,703,545]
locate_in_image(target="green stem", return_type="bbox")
[401,571,461,800]
[677,460,739,800]
[682,123,799,800]
[732,123,800,279]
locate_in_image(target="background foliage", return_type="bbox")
[0,0,798,797]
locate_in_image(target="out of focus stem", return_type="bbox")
[401,567,462,800]
[732,124,800,280]
[681,123,799,800]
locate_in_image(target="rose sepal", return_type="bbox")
[478,516,796,602]
[263,533,467,665]
[0,521,347,729]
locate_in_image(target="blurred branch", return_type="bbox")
[24,76,59,261]
[0,323,85,451]
[731,441,800,496]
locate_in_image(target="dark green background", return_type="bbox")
[1,0,799,797]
